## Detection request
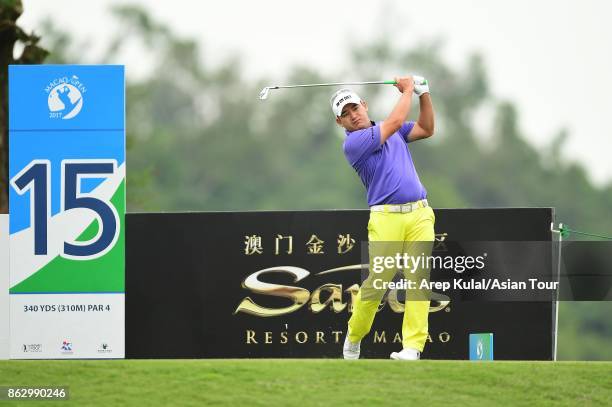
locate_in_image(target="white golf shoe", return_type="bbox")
[390,348,421,360]
[343,333,360,360]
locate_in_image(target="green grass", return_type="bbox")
[1,360,611,406]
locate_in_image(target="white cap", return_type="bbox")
[330,88,362,117]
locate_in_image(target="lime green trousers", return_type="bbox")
[348,204,435,351]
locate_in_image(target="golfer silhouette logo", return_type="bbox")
[47,75,84,120]
[476,340,484,359]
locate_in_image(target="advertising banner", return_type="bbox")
[126,208,556,360]
[8,65,125,359]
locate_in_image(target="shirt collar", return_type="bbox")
[345,120,377,136]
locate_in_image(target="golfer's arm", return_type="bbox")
[407,94,435,142]
[380,92,412,144]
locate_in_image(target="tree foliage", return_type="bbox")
[0,0,48,213]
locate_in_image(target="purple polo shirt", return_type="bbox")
[342,121,427,206]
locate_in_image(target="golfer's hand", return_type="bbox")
[413,75,430,96]
[394,76,414,94]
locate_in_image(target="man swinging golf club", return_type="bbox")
[331,75,436,360]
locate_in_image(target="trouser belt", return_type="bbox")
[370,199,429,213]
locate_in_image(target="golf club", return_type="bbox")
[258,79,428,100]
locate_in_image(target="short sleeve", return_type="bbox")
[342,125,382,166]
[399,121,416,143]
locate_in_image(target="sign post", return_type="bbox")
[0,215,8,359]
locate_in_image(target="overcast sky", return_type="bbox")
[20,0,612,186]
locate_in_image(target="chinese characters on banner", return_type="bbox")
[245,234,357,255]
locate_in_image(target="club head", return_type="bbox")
[258,87,271,100]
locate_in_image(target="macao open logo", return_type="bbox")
[476,339,484,359]
[45,75,87,120]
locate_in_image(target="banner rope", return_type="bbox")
[558,224,612,240]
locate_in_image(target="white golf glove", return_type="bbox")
[413,75,430,96]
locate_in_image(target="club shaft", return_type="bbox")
[271,81,394,90]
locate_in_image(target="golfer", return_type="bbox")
[331,75,435,360]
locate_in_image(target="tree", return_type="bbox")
[0,0,48,213]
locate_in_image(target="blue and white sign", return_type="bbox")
[9,65,125,359]
[469,333,494,361]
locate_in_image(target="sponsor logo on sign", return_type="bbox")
[45,75,87,120]
[23,344,43,353]
[60,340,73,354]
[97,343,112,354]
